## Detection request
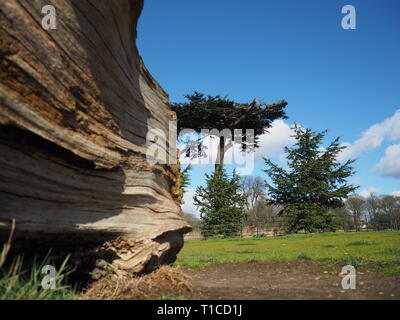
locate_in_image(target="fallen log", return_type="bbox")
[0,0,191,274]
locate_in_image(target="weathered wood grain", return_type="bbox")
[0,0,190,274]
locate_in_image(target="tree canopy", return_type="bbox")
[171,92,288,172]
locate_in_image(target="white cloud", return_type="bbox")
[359,187,380,198]
[255,120,296,160]
[374,144,400,178]
[391,190,400,197]
[181,188,200,216]
[338,109,400,161]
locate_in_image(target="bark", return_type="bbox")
[0,0,191,274]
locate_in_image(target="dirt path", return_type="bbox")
[184,261,400,300]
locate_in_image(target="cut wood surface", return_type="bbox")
[0,0,190,273]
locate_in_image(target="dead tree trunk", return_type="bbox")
[0,0,191,274]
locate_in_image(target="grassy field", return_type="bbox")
[176,231,400,273]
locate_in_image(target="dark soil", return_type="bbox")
[184,261,400,300]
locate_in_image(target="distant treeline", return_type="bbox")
[337,193,400,232]
[185,191,400,237]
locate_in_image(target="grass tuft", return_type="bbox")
[297,253,312,261]
[381,248,400,256]
[0,254,77,300]
[236,250,254,254]
[0,219,77,300]
[346,241,382,246]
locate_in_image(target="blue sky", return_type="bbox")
[137,0,400,214]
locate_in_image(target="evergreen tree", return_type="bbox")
[179,164,192,195]
[263,126,357,233]
[194,168,247,237]
[173,163,192,203]
[171,92,287,173]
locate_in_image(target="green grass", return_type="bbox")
[0,254,78,300]
[176,231,400,273]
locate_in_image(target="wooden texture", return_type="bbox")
[0,0,190,273]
